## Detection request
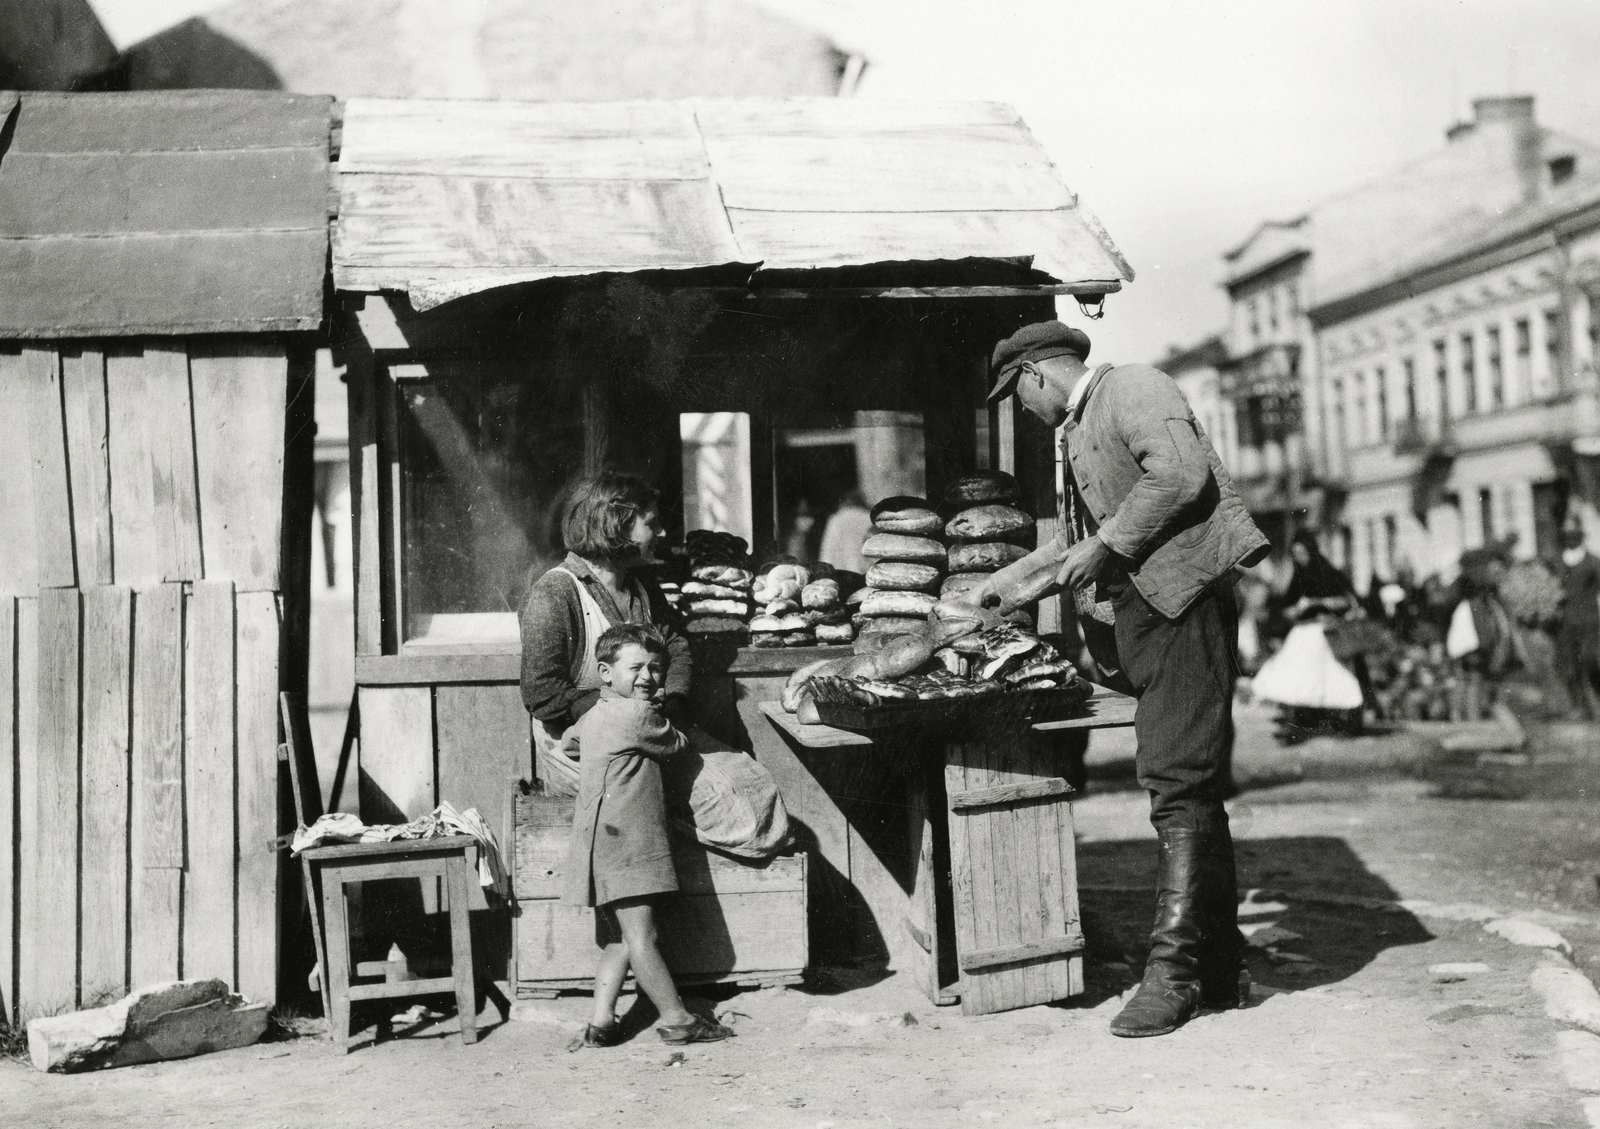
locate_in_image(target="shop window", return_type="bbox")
[396,361,587,648]
[1478,486,1494,544]
[772,412,925,573]
[1433,338,1449,419]
[1486,325,1503,408]
[1460,332,1478,413]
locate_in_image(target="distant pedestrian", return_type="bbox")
[1446,547,1517,719]
[1557,517,1600,719]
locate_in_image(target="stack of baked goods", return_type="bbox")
[681,530,754,641]
[854,496,946,646]
[779,599,1088,723]
[749,561,859,647]
[939,472,1034,603]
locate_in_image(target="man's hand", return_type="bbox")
[1053,535,1111,593]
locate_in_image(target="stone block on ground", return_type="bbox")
[28,980,269,1073]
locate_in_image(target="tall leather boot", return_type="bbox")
[1194,809,1249,1009]
[1109,827,1203,1038]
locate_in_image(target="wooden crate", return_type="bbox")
[510,789,807,997]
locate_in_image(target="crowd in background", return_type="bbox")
[1237,517,1600,726]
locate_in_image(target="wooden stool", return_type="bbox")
[301,837,480,1053]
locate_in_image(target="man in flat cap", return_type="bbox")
[970,320,1269,1038]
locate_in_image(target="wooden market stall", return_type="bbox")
[329,97,1135,1007]
[0,90,331,1023]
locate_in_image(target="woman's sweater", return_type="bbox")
[518,552,692,726]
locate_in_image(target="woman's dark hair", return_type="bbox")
[561,472,661,559]
[595,623,666,666]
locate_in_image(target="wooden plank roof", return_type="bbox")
[0,91,333,338]
[333,98,1133,309]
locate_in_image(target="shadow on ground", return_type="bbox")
[1072,835,1435,1009]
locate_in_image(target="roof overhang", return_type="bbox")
[331,97,1133,311]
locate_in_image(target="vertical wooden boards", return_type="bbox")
[903,765,941,1004]
[236,591,281,1005]
[12,599,36,1016]
[0,352,40,593]
[183,581,236,985]
[357,687,435,823]
[0,599,16,1025]
[190,344,288,590]
[945,728,1083,1016]
[104,348,157,588]
[23,348,77,589]
[62,350,114,588]
[79,587,131,1005]
[131,583,183,988]
[21,589,79,1016]
[435,684,529,826]
[106,348,203,588]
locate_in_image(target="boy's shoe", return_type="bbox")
[579,1022,623,1048]
[657,1016,733,1045]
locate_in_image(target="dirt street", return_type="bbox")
[6,709,1600,1128]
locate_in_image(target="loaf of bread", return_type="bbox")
[947,542,1030,573]
[684,616,747,635]
[870,496,944,536]
[856,615,929,639]
[814,622,854,645]
[864,561,940,592]
[860,533,946,566]
[860,590,938,618]
[681,580,744,599]
[940,573,989,600]
[945,504,1033,544]
[687,597,750,616]
[945,471,1019,506]
[691,564,753,587]
[801,578,841,608]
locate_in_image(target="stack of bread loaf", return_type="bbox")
[681,530,754,640]
[853,496,947,644]
[938,472,1033,603]
[749,561,857,647]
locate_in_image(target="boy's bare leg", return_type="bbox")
[612,899,693,1026]
[589,915,631,1029]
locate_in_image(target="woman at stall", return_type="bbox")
[521,471,791,857]
[520,472,693,792]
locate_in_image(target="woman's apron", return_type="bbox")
[532,567,646,797]
[535,568,793,857]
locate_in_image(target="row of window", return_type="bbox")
[1245,281,1301,344]
[1328,311,1560,448]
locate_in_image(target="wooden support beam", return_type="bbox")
[236,591,282,1005]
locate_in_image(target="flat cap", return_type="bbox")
[988,320,1091,402]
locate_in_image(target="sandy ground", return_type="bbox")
[6,709,1600,1128]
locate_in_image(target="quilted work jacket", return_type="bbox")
[1062,363,1268,618]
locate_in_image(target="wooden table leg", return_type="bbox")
[319,866,354,1054]
[446,851,479,1045]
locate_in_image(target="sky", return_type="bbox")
[90,0,1600,363]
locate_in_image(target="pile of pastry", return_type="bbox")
[749,562,860,647]
[780,598,1084,722]
[679,530,755,641]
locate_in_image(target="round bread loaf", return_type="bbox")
[846,586,869,606]
[749,633,785,648]
[944,471,1019,506]
[860,590,938,618]
[869,496,944,536]
[945,504,1034,544]
[814,622,854,645]
[860,533,946,566]
[865,561,940,592]
[687,597,750,616]
[947,541,1030,573]
[940,573,989,600]
[801,578,841,609]
[749,614,784,632]
[781,631,815,647]
[856,615,928,639]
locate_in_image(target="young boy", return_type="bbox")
[563,624,732,1046]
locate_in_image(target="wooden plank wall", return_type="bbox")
[0,340,295,1025]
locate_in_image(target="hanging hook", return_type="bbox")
[1076,295,1106,320]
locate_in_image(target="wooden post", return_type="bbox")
[183,581,236,984]
[236,591,282,1005]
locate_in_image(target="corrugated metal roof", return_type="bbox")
[333,98,1133,309]
[0,90,332,338]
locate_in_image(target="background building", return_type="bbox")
[1174,95,1600,585]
